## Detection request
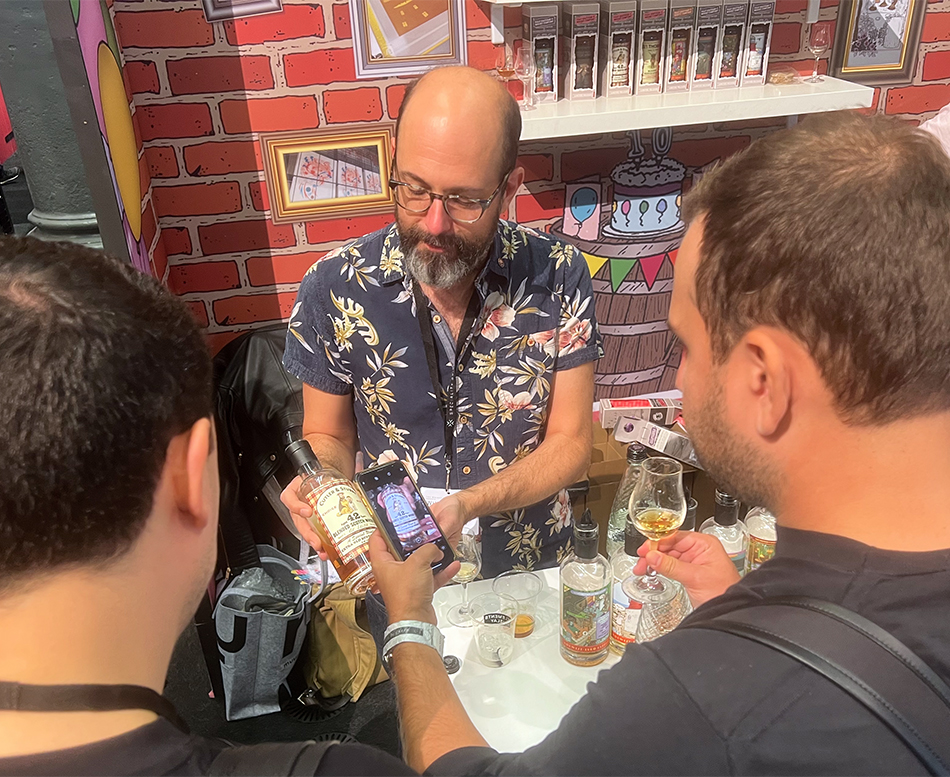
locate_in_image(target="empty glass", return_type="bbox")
[514,44,537,111]
[470,592,518,667]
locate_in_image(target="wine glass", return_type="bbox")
[514,44,537,112]
[805,22,831,84]
[495,42,514,82]
[624,457,686,606]
[447,534,481,627]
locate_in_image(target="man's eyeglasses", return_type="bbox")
[389,171,510,225]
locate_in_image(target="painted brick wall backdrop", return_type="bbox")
[107,0,950,353]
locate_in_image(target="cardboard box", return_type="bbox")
[614,417,702,469]
[739,0,774,86]
[714,0,748,89]
[600,0,638,97]
[690,0,721,90]
[666,0,696,92]
[599,397,682,428]
[635,0,669,94]
[523,5,560,103]
[564,3,601,99]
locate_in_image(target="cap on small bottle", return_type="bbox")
[285,439,320,474]
[626,443,650,465]
[713,489,740,526]
[574,508,600,560]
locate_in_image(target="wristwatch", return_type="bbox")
[382,620,444,674]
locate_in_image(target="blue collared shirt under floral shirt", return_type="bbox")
[284,220,603,577]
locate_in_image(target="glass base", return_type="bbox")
[804,75,824,83]
[621,573,677,606]
[447,603,474,627]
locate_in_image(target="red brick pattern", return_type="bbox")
[109,0,950,341]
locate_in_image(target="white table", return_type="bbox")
[433,567,620,753]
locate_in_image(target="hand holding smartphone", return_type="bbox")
[356,461,456,574]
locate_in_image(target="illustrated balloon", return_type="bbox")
[570,187,599,224]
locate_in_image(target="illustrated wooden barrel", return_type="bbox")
[554,215,684,400]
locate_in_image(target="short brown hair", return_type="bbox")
[683,112,950,425]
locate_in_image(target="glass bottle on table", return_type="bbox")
[625,456,687,606]
[700,489,748,576]
[744,506,777,575]
[560,509,610,666]
[286,440,377,597]
[609,521,647,654]
[606,443,650,559]
[447,534,481,627]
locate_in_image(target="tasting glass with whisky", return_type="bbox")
[624,456,687,606]
[447,534,481,627]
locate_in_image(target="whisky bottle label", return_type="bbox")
[561,584,610,654]
[308,481,376,564]
[746,535,776,573]
[611,578,642,646]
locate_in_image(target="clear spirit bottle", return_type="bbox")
[560,509,611,666]
[699,489,748,576]
[286,440,377,596]
[609,523,644,654]
[606,443,650,558]
[744,506,777,575]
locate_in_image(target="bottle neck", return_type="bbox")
[714,501,739,527]
[298,461,319,479]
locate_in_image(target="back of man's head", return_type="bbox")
[684,112,950,425]
[0,237,212,593]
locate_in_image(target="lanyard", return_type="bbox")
[411,281,481,490]
[0,681,189,733]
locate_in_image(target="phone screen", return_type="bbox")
[356,462,456,573]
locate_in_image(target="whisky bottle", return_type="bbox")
[609,523,643,655]
[699,489,748,576]
[286,440,376,596]
[744,506,777,575]
[606,444,650,558]
[560,509,610,666]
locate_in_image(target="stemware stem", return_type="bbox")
[460,582,470,612]
[812,55,819,81]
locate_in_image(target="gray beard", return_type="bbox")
[402,245,485,288]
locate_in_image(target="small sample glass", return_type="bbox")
[492,570,543,638]
[470,592,518,667]
[447,535,482,628]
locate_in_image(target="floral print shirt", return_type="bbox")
[283,220,603,577]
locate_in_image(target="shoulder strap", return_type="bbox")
[682,596,950,776]
[208,740,335,776]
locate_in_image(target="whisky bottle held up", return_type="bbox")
[286,440,376,596]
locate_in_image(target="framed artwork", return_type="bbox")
[201,0,282,22]
[349,0,467,79]
[830,0,925,85]
[260,126,395,224]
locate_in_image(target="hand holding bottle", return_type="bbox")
[279,474,326,558]
[633,531,741,608]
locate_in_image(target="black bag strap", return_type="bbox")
[682,596,950,776]
[208,740,335,776]
[0,681,189,733]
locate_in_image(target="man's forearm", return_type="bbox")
[304,432,358,479]
[393,642,489,771]
[459,429,591,520]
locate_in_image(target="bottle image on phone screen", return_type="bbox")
[356,462,456,574]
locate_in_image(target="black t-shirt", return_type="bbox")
[429,527,950,776]
[0,718,416,776]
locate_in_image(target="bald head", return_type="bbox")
[395,66,522,178]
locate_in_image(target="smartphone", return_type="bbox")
[355,461,456,574]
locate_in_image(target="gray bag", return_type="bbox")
[213,545,310,720]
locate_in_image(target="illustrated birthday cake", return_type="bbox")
[605,130,686,238]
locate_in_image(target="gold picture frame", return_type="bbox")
[261,127,395,224]
[830,0,925,86]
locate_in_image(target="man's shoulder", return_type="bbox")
[501,221,587,284]
[300,223,400,289]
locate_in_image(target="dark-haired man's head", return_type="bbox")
[0,237,219,754]
[670,113,950,510]
[392,66,524,289]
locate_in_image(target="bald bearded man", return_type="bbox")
[281,67,602,577]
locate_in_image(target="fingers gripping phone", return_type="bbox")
[355,461,456,574]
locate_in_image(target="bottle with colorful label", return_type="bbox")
[560,509,610,666]
[609,523,645,654]
[744,506,777,575]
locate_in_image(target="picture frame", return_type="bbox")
[830,0,925,85]
[349,0,467,79]
[260,127,395,224]
[201,0,282,23]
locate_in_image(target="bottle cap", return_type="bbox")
[682,497,698,532]
[713,489,739,526]
[624,520,647,556]
[285,439,320,474]
[574,508,599,560]
[626,443,649,465]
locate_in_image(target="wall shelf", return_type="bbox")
[518,78,874,141]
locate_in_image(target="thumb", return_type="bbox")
[646,550,695,587]
[409,541,442,567]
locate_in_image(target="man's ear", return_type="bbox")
[176,417,215,530]
[740,329,792,439]
[500,165,525,212]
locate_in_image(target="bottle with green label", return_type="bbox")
[744,506,777,575]
[560,509,610,666]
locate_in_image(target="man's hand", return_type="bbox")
[279,476,326,558]
[429,492,468,549]
[369,531,460,624]
[633,531,741,608]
